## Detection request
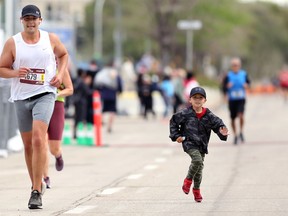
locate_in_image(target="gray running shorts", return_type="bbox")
[14,92,56,132]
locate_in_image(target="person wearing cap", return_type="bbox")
[0,4,68,209]
[222,57,250,144]
[169,86,229,202]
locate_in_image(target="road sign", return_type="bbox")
[177,20,202,30]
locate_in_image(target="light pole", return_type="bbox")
[4,0,14,38]
[177,20,202,70]
[114,0,122,70]
[94,0,105,60]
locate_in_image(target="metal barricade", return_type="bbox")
[0,78,18,156]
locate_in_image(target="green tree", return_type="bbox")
[244,3,288,79]
[79,0,288,81]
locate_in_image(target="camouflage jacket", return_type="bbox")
[169,106,227,154]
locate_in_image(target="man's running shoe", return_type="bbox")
[31,181,46,195]
[239,133,245,143]
[234,136,238,145]
[55,155,64,171]
[28,190,42,209]
[43,177,51,189]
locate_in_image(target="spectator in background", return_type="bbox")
[86,59,100,124]
[223,57,250,145]
[139,74,157,119]
[120,57,136,91]
[72,68,93,138]
[172,68,186,113]
[94,62,122,133]
[160,74,174,118]
[184,71,199,102]
[278,65,288,102]
[136,73,145,115]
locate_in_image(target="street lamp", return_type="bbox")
[177,20,202,70]
[94,0,122,68]
[94,0,105,60]
[114,0,122,70]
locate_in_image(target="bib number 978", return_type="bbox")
[25,73,37,81]
[20,68,45,85]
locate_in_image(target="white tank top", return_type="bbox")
[9,30,56,102]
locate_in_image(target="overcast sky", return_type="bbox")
[239,0,288,6]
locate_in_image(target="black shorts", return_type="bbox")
[102,99,117,112]
[228,99,245,119]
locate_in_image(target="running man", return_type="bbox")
[223,57,250,144]
[0,4,68,209]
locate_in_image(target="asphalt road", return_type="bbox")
[0,93,288,216]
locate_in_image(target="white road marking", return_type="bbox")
[154,157,167,163]
[64,205,96,214]
[99,187,125,195]
[126,174,143,180]
[144,165,158,170]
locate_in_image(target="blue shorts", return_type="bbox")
[14,92,56,132]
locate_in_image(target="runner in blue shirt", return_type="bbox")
[223,58,250,144]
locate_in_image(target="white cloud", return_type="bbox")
[239,0,288,6]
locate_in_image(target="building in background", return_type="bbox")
[19,0,92,24]
[0,0,92,57]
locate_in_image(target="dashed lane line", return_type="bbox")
[143,164,158,170]
[126,174,143,180]
[64,156,166,214]
[64,205,96,214]
[98,187,125,195]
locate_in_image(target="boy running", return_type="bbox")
[169,87,229,202]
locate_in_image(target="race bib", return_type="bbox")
[20,68,45,85]
[231,90,245,98]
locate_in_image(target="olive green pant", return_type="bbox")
[186,149,205,189]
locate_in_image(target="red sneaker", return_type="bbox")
[192,188,203,202]
[182,178,192,194]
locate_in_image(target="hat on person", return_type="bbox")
[190,87,206,98]
[21,5,41,18]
